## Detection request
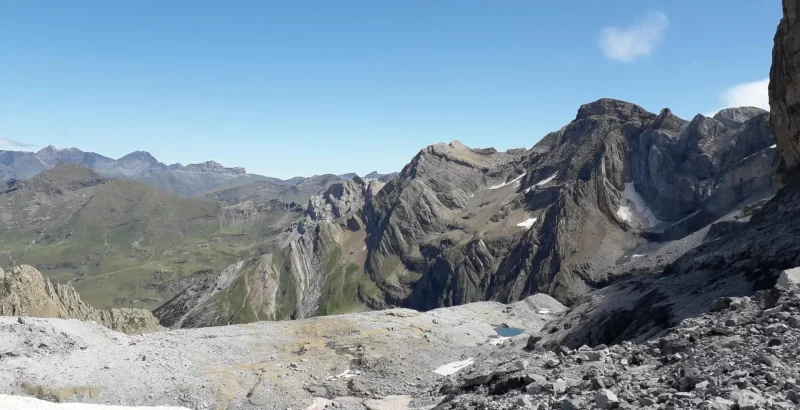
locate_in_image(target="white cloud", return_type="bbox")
[599,12,669,63]
[721,78,770,110]
[706,78,769,117]
[0,138,36,150]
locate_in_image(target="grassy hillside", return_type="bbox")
[0,166,302,310]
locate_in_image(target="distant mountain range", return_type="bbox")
[0,145,397,197]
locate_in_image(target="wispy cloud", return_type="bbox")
[705,78,770,117]
[0,138,37,150]
[599,12,669,63]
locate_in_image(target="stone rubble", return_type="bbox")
[433,283,800,410]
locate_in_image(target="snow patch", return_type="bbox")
[488,337,510,346]
[433,358,474,376]
[536,172,558,186]
[616,183,661,228]
[632,254,645,258]
[538,309,551,315]
[488,173,526,190]
[770,144,777,149]
[0,394,191,410]
[516,218,537,229]
[524,171,558,192]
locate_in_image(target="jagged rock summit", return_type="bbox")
[0,265,162,334]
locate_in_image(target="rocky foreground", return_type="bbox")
[1,275,799,409]
[437,271,800,409]
[0,293,565,409]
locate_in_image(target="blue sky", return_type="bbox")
[0,0,781,178]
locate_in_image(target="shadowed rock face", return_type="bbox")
[0,265,162,334]
[770,0,800,180]
[362,100,775,309]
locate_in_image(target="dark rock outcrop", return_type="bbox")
[770,0,800,181]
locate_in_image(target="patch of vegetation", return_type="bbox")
[314,262,373,316]
[208,262,261,325]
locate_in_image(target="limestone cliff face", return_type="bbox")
[0,265,162,334]
[770,0,800,180]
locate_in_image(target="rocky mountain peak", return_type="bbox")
[36,145,83,159]
[183,160,247,175]
[575,98,653,122]
[652,107,687,133]
[118,150,159,163]
[680,114,728,151]
[713,107,769,131]
[412,140,515,175]
[35,145,87,161]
